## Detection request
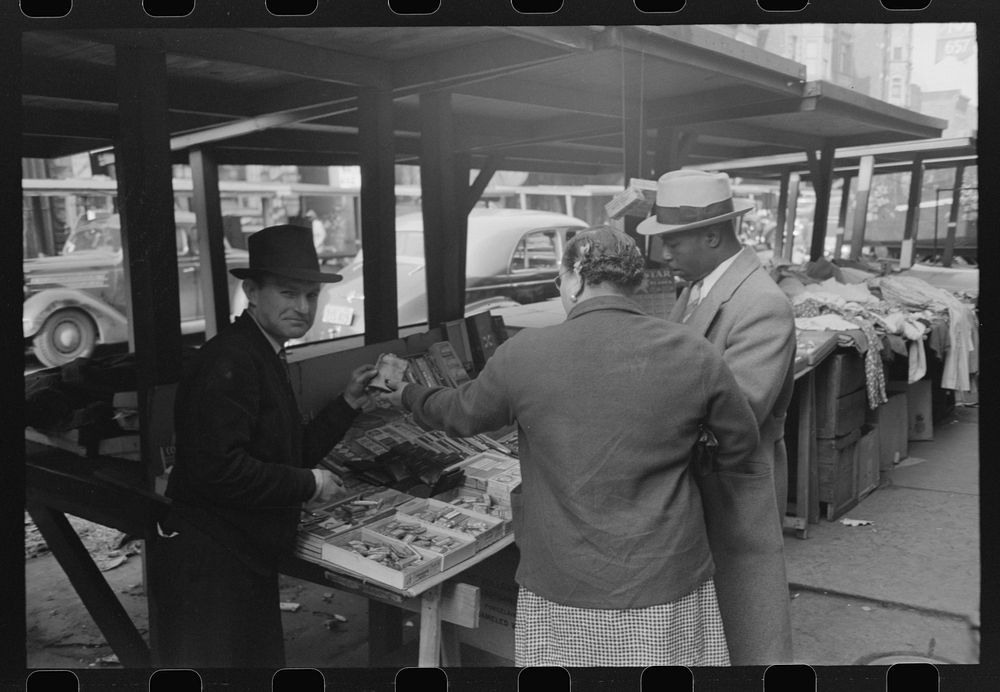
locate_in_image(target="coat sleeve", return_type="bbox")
[722,292,796,427]
[303,395,362,467]
[402,341,516,437]
[174,350,316,508]
[701,355,761,474]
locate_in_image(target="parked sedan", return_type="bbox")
[23,211,249,367]
[271,208,590,344]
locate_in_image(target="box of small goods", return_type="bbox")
[397,497,506,551]
[321,527,443,589]
[366,513,477,570]
[433,486,513,524]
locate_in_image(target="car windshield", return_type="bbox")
[62,223,121,253]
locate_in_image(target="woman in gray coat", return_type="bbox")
[383,226,759,667]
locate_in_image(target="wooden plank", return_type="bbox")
[942,163,965,267]
[358,86,399,345]
[399,582,481,629]
[773,170,790,259]
[27,504,151,667]
[189,147,231,339]
[900,156,924,269]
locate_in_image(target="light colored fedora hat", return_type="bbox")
[636,169,755,235]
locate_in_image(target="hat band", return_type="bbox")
[655,198,734,225]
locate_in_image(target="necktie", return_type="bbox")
[278,348,292,384]
[682,281,702,323]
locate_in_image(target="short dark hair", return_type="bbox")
[563,226,645,293]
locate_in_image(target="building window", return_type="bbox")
[892,46,903,60]
[890,77,903,100]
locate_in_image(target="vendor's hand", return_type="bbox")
[343,364,378,410]
[378,378,409,410]
[307,468,346,508]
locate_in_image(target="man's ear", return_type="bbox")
[702,227,723,249]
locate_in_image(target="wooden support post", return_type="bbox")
[28,505,151,667]
[189,147,230,338]
[807,143,836,262]
[358,86,398,344]
[420,91,466,327]
[849,155,875,261]
[900,157,925,269]
[942,163,965,267]
[114,45,182,496]
[834,174,854,261]
[773,171,790,259]
[783,172,801,262]
[418,584,443,667]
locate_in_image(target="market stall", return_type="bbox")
[775,258,979,522]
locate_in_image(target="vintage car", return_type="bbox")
[23,210,249,367]
[235,208,590,344]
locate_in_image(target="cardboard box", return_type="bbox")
[905,379,934,441]
[866,392,908,470]
[855,424,880,500]
[433,486,513,523]
[817,352,868,400]
[321,527,442,590]
[456,451,521,495]
[366,513,476,570]
[455,544,519,662]
[397,497,506,551]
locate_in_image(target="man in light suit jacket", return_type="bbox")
[638,169,796,665]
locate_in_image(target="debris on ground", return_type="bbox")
[279,602,302,613]
[89,654,119,667]
[840,517,874,527]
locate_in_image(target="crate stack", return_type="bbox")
[815,351,880,520]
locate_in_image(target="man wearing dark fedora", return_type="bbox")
[150,224,376,668]
[638,169,796,664]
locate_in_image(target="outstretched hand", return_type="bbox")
[378,378,408,410]
[343,364,378,410]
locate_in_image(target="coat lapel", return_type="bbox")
[683,247,762,336]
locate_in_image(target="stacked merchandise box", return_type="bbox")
[815,351,869,520]
[295,487,414,564]
[888,379,934,441]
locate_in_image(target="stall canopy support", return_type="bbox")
[848,155,875,261]
[189,146,231,339]
[806,143,836,262]
[359,86,399,345]
[900,156,925,269]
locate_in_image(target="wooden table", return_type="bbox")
[25,440,510,668]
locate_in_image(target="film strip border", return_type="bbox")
[21,662,972,690]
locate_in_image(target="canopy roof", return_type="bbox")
[20,25,947,174]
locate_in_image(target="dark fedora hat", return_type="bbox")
[230,224,342,283]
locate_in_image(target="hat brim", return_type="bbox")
[230,267,343,283]
[636,199,755,236]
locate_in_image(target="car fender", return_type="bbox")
[23,288,129,344]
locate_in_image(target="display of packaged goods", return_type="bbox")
[433,486,513,523]
[321,527,443,589]
[456,451,521,493]
[486,468,522,506]
[427,341,471,386]
[397,497,506,550]
[604,179,657,220]
[443,318,475,375]
[366,513,477,570]
[466,311,501,373]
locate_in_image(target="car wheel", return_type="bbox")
[33,309,97,367]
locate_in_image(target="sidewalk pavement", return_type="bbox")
[783,404,980,665]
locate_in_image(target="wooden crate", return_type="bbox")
[865,391,908,470]
[855,425,880,500]
[817,388,867,439]
[818,428,860,521]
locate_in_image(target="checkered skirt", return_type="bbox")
[514,579,730,667]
